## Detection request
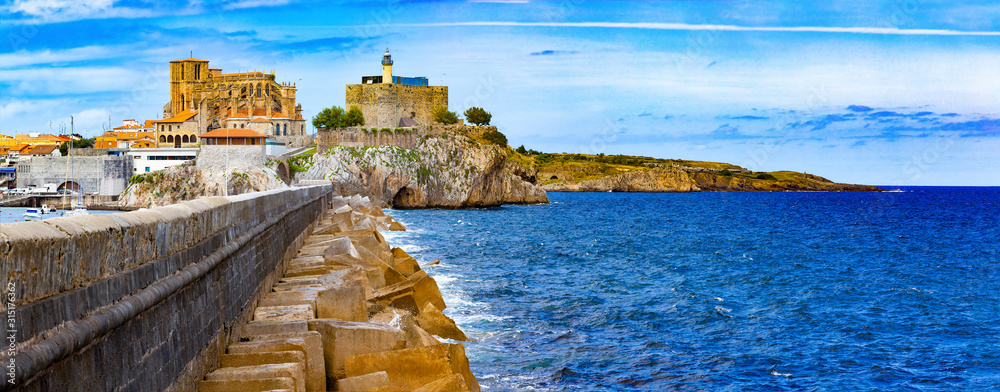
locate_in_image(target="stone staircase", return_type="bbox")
[196,195,478,392]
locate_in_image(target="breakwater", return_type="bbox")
[0,185,478,391]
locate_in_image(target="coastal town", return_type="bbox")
[0,49,476,209]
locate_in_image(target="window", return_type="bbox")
[283,124,287,135]
[145,167,150,172]
[182,135,189,143]
[192,135,197,143]
[300,125,304,135]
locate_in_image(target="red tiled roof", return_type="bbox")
[252,109,267,117]
[27,144,58,155]
[199,128,266,138]
[158,110,198,123]
[250,118,271,123]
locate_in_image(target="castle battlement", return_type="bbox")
[345,49,449,129]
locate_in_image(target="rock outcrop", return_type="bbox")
[543,167,699,192]
[118,162,288,208]
[300,131,548,208]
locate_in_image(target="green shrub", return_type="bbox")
[432,106,459,124]
[481,129,508,146]
[720,169,733,176]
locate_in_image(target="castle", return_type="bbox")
[161,57,308,145]
[345,49,449,128]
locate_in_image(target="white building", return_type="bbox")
[126,147,198,173]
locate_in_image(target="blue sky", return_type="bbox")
[1,0,998,186]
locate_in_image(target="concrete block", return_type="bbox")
[393,256,421,277]
[371,270,445,313]
[343,343,479,392]
[416,374,469,392]
[228,333,326,392]
[219,350,305,368]
[197,377,296,392]
[388,221,406,231]
[204,363,305,392]
[254,305,315,322]
[315,266,373,298]
[323,237,361,261]
[259,290,320,308]
[365,267,386,290]
[370,307,440,349]
[336,371,390,392]
[316,286,368,322]
[307,319,406,379]
[242,321,309,338]
[416,303,470,342]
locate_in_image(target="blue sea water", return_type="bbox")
[0,206,117,224]
[382,187,1000,391]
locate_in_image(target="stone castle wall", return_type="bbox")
[346,84,448,129]
[16,155,133,195]
[0,185,333,391]
[195,145,266,172]
[315,124,463,152]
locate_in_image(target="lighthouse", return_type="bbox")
[381,48,393,84]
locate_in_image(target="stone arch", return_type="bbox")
[167,135,174,142]
[182,135,189,143]
[159,135,166,143]
[392,186,424,209]
[276,161,290,185]
[550,175,558,180]
[57,181,81,193]
[191,135,197,143]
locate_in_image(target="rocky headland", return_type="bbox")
[299,131,548,208]
[529,153,882,192]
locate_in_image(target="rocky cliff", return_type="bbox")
[534,153,882,192]
[118,162,288,208]
[543,167,700,192]
[299,131,548,208]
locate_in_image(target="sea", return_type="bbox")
[382,187,1000,391]
[0,206,118,224]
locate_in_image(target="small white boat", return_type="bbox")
[23,208,42,221]
[41,204,54,214]
[64,203,90,217]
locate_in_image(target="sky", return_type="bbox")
[1,0,998,186]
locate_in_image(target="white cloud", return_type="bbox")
[0,66,149,95]
[223,0,292,10]
[412,21,1000,36]
[0,46,122,68]
[5,0,161,23]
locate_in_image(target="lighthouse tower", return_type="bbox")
[381,48,393,84]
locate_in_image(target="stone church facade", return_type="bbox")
[162,58,308,145]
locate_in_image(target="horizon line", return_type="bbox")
[396,21,1000,36]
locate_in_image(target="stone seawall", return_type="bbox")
[0,185,333,391]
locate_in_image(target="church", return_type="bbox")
[160,57,308,145]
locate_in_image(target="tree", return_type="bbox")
[463,106,492,126]
[481,129,508,146]
[59,142,68,156]
[344,105,365,127]
[312,106,363,129]
[432,106,459,125]
[515,145,527,154]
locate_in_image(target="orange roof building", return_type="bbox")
[199,128,266,145]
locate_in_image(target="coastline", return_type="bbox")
[215,194,480,391]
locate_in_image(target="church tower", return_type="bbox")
[381,48,393,84]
